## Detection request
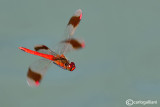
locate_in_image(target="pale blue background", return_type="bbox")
[0,0,160,107]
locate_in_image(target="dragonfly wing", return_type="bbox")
[27,59,51,87]
[34,44,57,56]
[59,38,85,54]
[58,9,83,55]
[66,9,82,37]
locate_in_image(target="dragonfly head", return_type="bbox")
[67,62,75,71]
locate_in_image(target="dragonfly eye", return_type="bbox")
[67,62,75,71]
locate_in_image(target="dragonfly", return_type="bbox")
[19,9,85,87]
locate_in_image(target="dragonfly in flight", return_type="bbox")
[19,9,85,87]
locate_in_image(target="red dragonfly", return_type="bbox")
[19,9,85,87]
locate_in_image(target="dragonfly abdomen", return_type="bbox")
[19,47,56,61]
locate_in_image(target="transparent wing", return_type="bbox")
[34,44,58,56]
[58,9,83,55]
[66,9,82,37]
[27,59,51,87]
[58,38,85,55]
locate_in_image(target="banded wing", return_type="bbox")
[59,9,85,55]
[67,9,82,37]
[27,59,51,87]
[27,45,55,87]
[34,44,58,56]
[59,38,85,54]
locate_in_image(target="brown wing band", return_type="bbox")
[68,16,81,27]
[62,39,82,49]
[34,45,49,51]
[27,68,42,82]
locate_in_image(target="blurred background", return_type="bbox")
[0,0,160,107]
